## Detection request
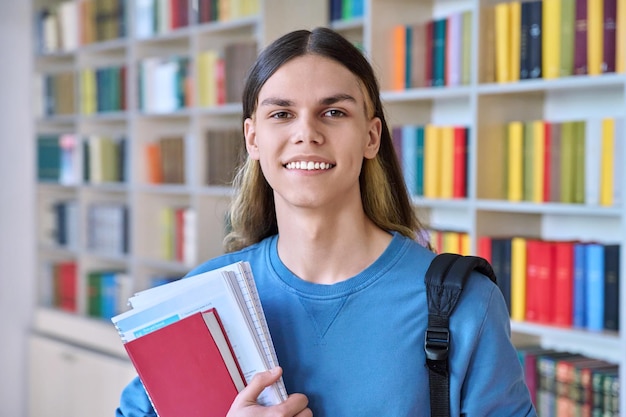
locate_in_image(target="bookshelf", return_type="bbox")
[32,0,624,415]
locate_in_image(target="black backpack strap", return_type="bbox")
[424,253,497,417]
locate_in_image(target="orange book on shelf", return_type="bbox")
[145,142,163,184]
[391,24,407,91]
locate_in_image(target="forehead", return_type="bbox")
[258,54,366,102]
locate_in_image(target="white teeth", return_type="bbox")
[285,161,333,170]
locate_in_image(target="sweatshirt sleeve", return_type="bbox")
[459,285,537,417]
[115,376,157,417]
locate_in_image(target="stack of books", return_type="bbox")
[111,261,287,417]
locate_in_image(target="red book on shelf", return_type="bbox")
[477,236,492,264]
[124,308,246,417]
[525,240,553,324]
[551,240,574,327]
[452,126,467,198]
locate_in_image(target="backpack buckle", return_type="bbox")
[424,326,449,361]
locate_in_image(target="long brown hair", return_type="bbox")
[224,27,427,252]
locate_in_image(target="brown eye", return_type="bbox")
[323,109,346,118]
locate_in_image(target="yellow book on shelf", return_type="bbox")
[587,0,604,75]
[443,231,461,254]
[508,121,524,202]
[159,206,175,261]
[617,0,626,72]
[196,52,209,107]
[440,126,454,199]
[509,1,521,82]
[424,125,441,198]
[532,120,545,203]
[82,68,97,115]
[542,0,562,79]
[495,2,511,83]
[510,236,527,322]
[600,118,615,206]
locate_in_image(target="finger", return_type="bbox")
[233,367,283,407]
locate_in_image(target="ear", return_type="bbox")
[244,118,260,160]
[363,117,382,160]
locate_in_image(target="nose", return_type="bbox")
[292,114,324,145]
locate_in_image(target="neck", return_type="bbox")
[275,207,392,285]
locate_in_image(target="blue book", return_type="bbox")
[401,125,418,195]
[585,243,605,331]
[572,243,587,328]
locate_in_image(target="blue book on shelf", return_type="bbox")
[572,243,586,328]
[401,125,418,196]
[585,243,605,331]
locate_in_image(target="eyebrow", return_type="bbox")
[259,93,358,107]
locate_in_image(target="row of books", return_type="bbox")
[145,135,187,184]
[34,0,261,53]
[500,118,622,206]
[35,0,126,54]
[40,200,79,249]
[135,0,190,38]
[479,237,620,332]
[489,0,626,84]
[86,203,129,256]
[428,230,470,256]
[158,206,197,266]
[87,269,132,320]
[139,56,191,113]
[37,134,127,185]
[392,11,472,90]
[329,0,364,22]
[41,260,77,313]
[37,72,76,117]
[79,66,127,114]
[392,124,469,199]
[517,346,620,417]
[195,41,258,107]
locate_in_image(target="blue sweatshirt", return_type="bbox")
[116,232,536,417]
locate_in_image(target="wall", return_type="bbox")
[0,1,35,416]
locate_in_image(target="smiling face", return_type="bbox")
[243,54,382,213]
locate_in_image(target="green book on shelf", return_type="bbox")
[37,134,61,182]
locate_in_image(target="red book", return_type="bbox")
[551,241,574,327]
[525,240,553,324]
[124,309,246,417]
[478,236,492,264]
[56,261,77,312]
[452,126,467,198]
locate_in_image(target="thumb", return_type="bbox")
[236,367,283,406]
